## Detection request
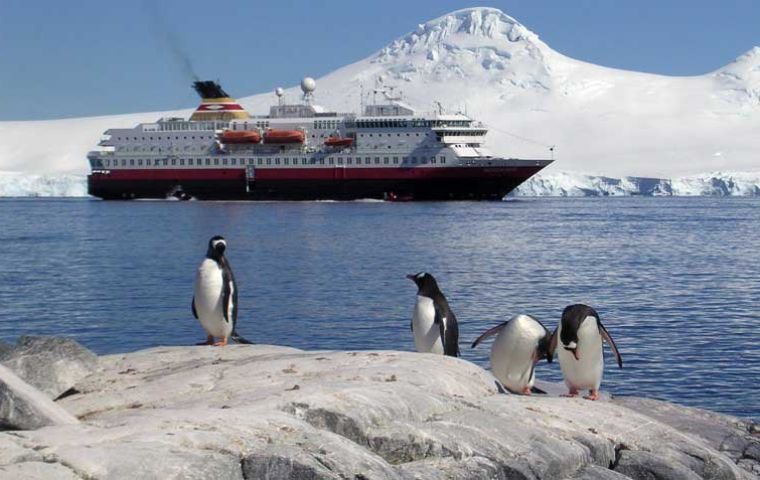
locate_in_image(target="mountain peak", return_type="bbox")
[376,7,542,62]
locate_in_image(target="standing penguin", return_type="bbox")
[407,272,459,357]
[471,314,552,395]
[192,236,252,346]
[548,304,622,400]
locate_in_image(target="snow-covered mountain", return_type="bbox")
[1,7,758,196]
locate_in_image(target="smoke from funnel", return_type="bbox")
[143,1,199,82]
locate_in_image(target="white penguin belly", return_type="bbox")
[491,316,543,392]
[412,296,443,354]
[558,317,604,391]
[194,259,232,339]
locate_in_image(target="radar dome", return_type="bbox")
[301,77,316,94]
[275,87,284,97]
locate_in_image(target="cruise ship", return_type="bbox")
[87,78,553,200]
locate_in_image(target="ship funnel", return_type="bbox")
[190,80,250,121]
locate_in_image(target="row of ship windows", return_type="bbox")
[101,156,448,167]
[117,135,213,141]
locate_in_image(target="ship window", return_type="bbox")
[416,133,419,137]
[266,159,271,165]
[257,159,263,165]
[188,159,193,165]
[214,159,219,165]
[308,158,314,164]
[171,159,176,165]
[319,159,325,165]
[191,136,195,139]
[337,157,343,165]
[383,157,389,164]
[206,158,211,165]
[393,157,398,164]
[360,134,364,137]
[222,159,228,165]
[374,157,380,164]
[412,157,418,163]
[180,159,185,165]
[397,134,400,136]
[440,156,445,163]
[275,159,280,165]
[138,159,143,166]
[431,157,436,164]
[284,158,289,165]
[163,159,168,166]
[104,160,110,166]
[122,159,127,166]
[328,158,334,165]
[369,134,373,137]
[130,159,135,166]
[365,157,370,164]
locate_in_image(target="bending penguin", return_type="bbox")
[548,304,622,400]
[407,272,459,357]
[471,314,552,395]
[192,236,253,346]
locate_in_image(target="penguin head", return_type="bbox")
[537,333,553,363]
[560,304,597,361]
[406,272,440,297]
[206,235,227,260]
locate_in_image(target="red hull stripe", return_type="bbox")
[91,167,538,182]
[196,104,245,111]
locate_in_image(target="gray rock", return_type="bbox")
[0,364,80,430]
[0,345,754,479]
[614,450,702,479]
[0,461,81,480]
[0,341,13,357]
[570,464,632,479]
[0,336,98,399]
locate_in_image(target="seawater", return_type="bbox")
[0,197,757,421]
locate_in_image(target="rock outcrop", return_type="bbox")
[0,345,757,479]
[0,336,99,399]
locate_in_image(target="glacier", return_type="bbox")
[0,7,758,197]
[1,172,759,198]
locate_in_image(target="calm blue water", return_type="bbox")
[0,198,757,421]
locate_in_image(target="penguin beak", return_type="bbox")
[406,274,416,281]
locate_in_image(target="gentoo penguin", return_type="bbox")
[191,236,252,346]
[407,272,459,357]
[548,304,622,400]
[471,314,552,395]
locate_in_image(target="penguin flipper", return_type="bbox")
[435,307,459,357]
[221,264,238,327]
[191,297,198,319]
[471,320,510,348]
[598,321,623,368]
[530,386,547,395]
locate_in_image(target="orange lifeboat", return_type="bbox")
[324,137,353,147]
[220,130,261,144]
[263,129,305,144]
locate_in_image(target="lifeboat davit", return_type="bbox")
[263,129,305,144]
[220,130,261,144]
[324,137,353,147]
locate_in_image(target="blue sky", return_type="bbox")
[1,0,758,121]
